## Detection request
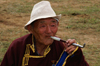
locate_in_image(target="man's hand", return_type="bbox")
[62,39,77,54]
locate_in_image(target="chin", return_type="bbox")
[44,40,53,45]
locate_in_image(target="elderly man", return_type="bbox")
[0,1,89,66]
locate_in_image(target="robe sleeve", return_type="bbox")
[0,39,25,66]
[0,43,15,66]
[65,48,89,66]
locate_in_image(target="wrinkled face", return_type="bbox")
[31,18,59,45]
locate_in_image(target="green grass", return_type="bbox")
[83,45,100,66]
[2,3,33,14]
[0,0,100,65]
[65,17,100,30]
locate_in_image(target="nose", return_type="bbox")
[46,25,52,34]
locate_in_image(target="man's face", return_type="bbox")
[31,18,59,45]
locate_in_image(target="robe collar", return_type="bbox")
[25,34,51,58]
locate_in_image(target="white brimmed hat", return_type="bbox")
[24,1,61,29]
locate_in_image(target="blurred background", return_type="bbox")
[0,0,100,65]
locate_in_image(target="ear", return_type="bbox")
[27,25,33,33]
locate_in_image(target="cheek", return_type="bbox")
[32,29,40,38]
[33,29,45,40]
[33,27,58,37]
[39,29,45,34]
[32,28,57,45]
[52,28,58,35]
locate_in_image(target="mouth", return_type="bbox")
[45,35,53,39]
[45,36,51,38]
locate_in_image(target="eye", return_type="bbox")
[51,25,55,27]
[40,25,46,28]
[42,25,45,27]
[51,20,58,27]
[51,24,56,27]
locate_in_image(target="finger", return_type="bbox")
[65,45,72,52]
[67,47,76,54]
[65,45,76,54]
[62,42,68,48]
[67,39,76,46]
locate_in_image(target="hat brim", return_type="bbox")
[24,14,61,30]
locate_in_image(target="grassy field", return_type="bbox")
[0,0,100,66]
